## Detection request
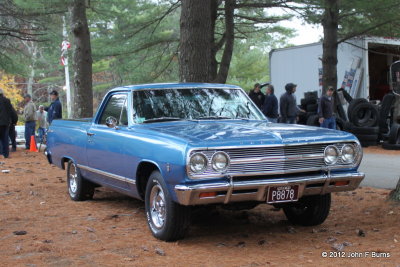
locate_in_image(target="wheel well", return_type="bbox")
[61,157,72,170]
[136,162,159,199]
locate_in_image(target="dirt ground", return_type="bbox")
[1,149,400,267]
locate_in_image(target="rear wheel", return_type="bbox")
[283,194,331,226]
[67,160,95,201]
[145,171,191,241]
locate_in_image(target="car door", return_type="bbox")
[85,93,130,191]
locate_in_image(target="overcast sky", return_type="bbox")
[270,7,323,46]
[282,17,323,45]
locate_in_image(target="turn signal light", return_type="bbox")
[334,181,349,186]
[199,192,217,198]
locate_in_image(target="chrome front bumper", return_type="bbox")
[174,172,365,206]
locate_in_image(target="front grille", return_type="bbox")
[189,142,357,178]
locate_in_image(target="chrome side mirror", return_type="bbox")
[105,116,118,128]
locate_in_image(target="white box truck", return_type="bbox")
[270,36,400,103]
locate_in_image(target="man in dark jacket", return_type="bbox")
[280,83,303,124]
[47,90,62,124]
[318,87,336,129]
[248,83,265,109]
[9,106,18,152]
[262,85,279,122]
[0,89,13,158]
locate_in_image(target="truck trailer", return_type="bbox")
[270,36,400,102]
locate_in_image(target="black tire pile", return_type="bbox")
[298,91,319,126]
[298,90,398,149]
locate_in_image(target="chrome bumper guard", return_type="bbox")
[174,172,365,206]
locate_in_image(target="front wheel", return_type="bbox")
[283,193,331,226]
[67,160,95,201]
[145,171,191,241]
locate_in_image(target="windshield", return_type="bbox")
[132,88,265,123]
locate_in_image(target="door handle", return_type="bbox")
[87,132,95,136]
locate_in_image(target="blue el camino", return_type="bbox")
[46,83,364,241]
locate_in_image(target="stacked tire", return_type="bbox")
[299,91,319,126]
[378,93,396,138]
[345,98,380,147]
[382,123,400,150]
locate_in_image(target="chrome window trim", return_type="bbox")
[77,164,136,185]
[186,140,362,180]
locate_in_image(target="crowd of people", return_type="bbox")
[0,89,62,158]
[249,82,335,129]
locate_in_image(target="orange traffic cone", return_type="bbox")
[29,135,38,152]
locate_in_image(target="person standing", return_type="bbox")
[9,105,18,152]
[47,90,62,124]
[23,94,36,150]
[0,89,13,158]
[248,83,265,109]
[318,87,336,129]
[36,105,48,143]
[279,83,304,124]
[262,84,279,123]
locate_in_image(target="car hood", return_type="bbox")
[144,120,356,147]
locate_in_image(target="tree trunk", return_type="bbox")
[179,0,212,82]
[214,0,235,84]
[389,177,400,202]
[209,0,219,81]
[70,0,93,118]
[321,0,339,94]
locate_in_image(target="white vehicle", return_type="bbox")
[15,125,25,144]
[270,36,400,102]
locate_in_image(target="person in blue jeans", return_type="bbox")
[23,94,37,149]
[318,87,336,129]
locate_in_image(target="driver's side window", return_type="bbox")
[99,94,127,125]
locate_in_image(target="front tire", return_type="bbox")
[145,171,191,241]
[67,160,95,201]
[283,193,331,226]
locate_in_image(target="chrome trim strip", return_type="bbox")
[230,153,324,164]
[77,164,136,185]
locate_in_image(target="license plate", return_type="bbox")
[267,185,299,203]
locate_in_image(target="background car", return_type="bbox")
[15,125,25,144]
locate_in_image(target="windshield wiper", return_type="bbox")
[142,117,184,123]
[195,116,231,120]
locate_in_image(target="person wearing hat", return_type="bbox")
[248,83,265,109]
[36,105,48,143]
[47,90,62,124]
[279,83,304,124]
[23,94,37,150]
[0,89,14,158]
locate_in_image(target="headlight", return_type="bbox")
[341,144,355,163]
[324,145,339,165]
[211,152,230,172]
[189,153,208,173]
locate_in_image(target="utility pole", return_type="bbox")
[62,16,73,118]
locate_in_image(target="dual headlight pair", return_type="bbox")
[324,144,357,165]
[189,152,229,174]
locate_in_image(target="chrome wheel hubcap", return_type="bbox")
[150,184,166,229]
[69,163,78,194]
